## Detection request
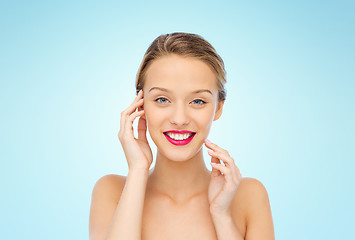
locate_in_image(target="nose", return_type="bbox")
[170,102,190,126]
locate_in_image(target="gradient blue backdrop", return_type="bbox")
[1,0,354,239]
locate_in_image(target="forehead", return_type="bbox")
[144,54,218,90]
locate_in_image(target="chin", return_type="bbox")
[158,149,197,162]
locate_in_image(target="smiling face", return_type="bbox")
[142,54,224,161]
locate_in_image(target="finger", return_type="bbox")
[204,140,230,157]
[134,89,144,101]
[121,89,144,116]
[122,98,144,118]
[208,151,221,176]
[128,109,145,124]
[205,139,239,168]
[119,90,143,139]
[207,149,233,167]
[208,150,239,180]
[126,110,145,138]
[129,89,144,106]
[210,163,234,185]
[208,150,220,163]
[119,111,126,139]
[119,98,143,138]
[205,140,241,179]
[137,112,148,141]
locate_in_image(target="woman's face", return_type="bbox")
[142,54,224,161]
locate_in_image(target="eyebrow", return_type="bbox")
[149,87,212,95]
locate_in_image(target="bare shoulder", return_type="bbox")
[234,177,275,240]
[91,174,127,202]
[89,174,127,240]
[236,177,269,199]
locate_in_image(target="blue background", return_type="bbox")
[1,0,354,239]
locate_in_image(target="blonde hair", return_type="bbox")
[135,32,227,102]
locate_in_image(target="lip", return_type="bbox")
[163,130,196,146]
[164,130,195,134]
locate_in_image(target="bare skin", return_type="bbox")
[90,173,269,239]
[89,54,275,240]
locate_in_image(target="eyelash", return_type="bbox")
[155,97,207,105]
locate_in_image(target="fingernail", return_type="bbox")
[138,98,144,102]
[210,162,216,165]
[205,139,211,143]
[207,150,214,154]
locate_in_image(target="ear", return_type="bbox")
[213,100,225,121]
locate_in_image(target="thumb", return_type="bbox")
[137,115,148,141]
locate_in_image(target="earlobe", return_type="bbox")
[213,100,224,121]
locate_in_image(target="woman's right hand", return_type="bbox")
[118,89,153,171]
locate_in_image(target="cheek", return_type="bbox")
[144,108,153,126]
[195,108,215,129]
[144,105,162,128]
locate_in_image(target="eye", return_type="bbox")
[191,99,206,105]
[155,97,169,104]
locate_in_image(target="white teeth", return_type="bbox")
[166,132,193,140]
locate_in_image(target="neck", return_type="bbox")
[148,148,211,204]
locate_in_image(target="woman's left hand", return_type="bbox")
[204,139,242,216]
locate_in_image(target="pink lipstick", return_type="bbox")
[163,130,196,146]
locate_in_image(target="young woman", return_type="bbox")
[89,32,275,240]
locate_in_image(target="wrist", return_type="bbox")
[210,212,234,227]
[129,167,150,175]
[210,209,232,219]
